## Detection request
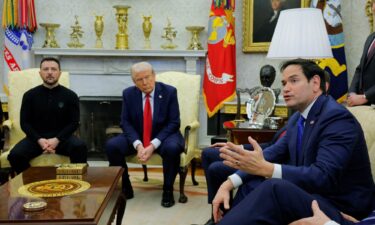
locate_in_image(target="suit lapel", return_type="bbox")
[364,33,375,68]
[299,95,327,165]
[153,83,161,130]
[135,89,143,130]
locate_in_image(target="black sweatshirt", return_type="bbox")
[20,84,80,142]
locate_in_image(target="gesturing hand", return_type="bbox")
[219,136,274,177]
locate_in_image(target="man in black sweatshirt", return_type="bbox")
[7,57,87,174]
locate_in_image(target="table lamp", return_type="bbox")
[267,8,333,59]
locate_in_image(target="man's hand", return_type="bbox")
[212,179,234,223]
[45,137,59,153]
[289,200,331,225]
[209,142,228,148]
[136,144,155,163]
[219,136,274,177]
[347,93,367,107]
[139,144,155,163]
[38,138,50,152]
[136,144,146,161]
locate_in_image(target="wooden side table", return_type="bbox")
[226,121,278,144]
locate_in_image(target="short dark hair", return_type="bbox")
[40,57,61,70]
[280,58,326,94]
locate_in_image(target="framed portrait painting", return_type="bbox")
[242,0,308,53]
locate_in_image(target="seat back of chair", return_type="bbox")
[156,72,201,135]
[347,106,375,181]
[7,68,69,148]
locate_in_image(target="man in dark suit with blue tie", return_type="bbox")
[211,59,374,224]
[105,61,184,207]
[348,0,375,107]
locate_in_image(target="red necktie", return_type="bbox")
[143,94,152,147]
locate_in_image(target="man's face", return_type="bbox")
[133,69,156,94]
[271,0,282,10]
[39,60,61,87]
[281,65,320,112]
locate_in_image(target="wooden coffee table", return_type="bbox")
[0,166,125,225]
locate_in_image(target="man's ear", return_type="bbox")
[311,75,321,92]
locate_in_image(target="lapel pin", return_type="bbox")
[159,95,162,99]
[310,120,315,125]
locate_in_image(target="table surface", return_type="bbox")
[0,166,123,225]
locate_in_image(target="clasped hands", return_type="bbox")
[38,137,59,154]
[136,144,155,163]
[347,93,367,107]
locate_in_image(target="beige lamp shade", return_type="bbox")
[267,8,333,59]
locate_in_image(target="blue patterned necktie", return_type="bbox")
[297,115,305,159]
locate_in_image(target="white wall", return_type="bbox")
[0,0,369,94]
[0,0,373,146]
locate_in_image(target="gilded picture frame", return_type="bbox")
[242,0,309,53]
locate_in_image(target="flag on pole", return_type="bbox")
[203,0,236,117]
[2,0,37,95]
[311,0,348,103]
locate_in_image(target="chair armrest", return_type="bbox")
[183,120,200,154]
[2,120,12,152]
[2,120,12,130]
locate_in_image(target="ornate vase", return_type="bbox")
[94,15,104,48]
[142,15,152,49]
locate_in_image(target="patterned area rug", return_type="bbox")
[118,168,210,225]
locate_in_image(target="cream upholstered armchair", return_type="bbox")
[0,69,70,171]
[347,106,375,180]
[125,71,201,203]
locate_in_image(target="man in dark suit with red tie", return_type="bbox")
[348,0,375,107]
[211,59,374,224]
[105,61,184,207]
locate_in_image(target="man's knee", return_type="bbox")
[207,161,224,175]
[202,147,221,168]
[7,151,17,163]
[258,179,294,195]
[7,145,27,162]
[202,147,217,161]
[105,137,122,155]
[71,138,87,150]
[160,142,183,158]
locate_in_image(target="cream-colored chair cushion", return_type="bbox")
[347,106,375,181]
[126,71,201,166]
[0,68,70,168]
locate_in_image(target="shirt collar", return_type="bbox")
[300,97,317,119]
[142,89,155,99]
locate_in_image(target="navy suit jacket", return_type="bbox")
[349,32,375,104]
[120,82,183,146]
[237,95,374,218]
